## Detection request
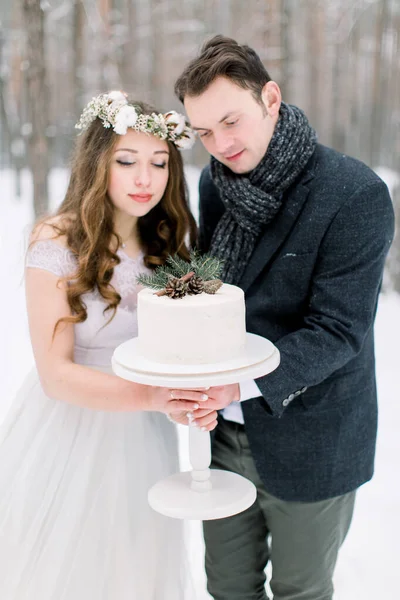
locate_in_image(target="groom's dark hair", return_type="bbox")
[174,35,271,104]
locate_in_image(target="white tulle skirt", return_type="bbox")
[0,367,190,599]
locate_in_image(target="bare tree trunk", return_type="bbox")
[148,0,163,106]
[98,0,111,90]
[391,0,400,174]
[287,1,308,113]
[9,1,28,197]
[307,2,325,135]
[22,0,49,218]
[119,0,137,91]
[264,0,284,85]
[212,0,231,37]
[378,0,393,168]
[72,0,85,120]
[279,0,291,101]
[331,7,348,153]
[0,27,12,167]
[0,41,25,197]
[370,0,389,166]
[347,6,361,160]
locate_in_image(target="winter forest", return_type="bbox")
[0,1,400,599]
[1,0,400,283]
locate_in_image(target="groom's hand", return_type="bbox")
[166,384,240,430]
[166,387,217,431]
[194,384,240,413]
[168,407,219,431]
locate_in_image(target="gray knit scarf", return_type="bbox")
[209,102,317,285]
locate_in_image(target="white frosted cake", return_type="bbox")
[137,283,246,365]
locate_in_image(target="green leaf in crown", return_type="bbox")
[136,252,224,299]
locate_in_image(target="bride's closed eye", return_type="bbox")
[116,160,167,169]
[116,159,134,166]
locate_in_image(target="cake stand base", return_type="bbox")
[148,469,257,520]
[112,332,280,521]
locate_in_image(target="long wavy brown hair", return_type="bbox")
[35,99,198,331]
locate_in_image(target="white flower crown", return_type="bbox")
[75,91,196,150]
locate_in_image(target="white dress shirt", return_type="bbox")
[221,379,262,424]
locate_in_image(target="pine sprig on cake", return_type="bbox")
[165,254,193,278]
[189,252,222,282]
[136,267,174,290]
[136,252,224,299]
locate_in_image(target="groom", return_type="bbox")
[173,35,394,600]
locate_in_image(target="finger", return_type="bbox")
[191,398,223,411]
[169,390,209,402]
[169,412,195,427]
[186,411,195,425]
[208,419,218,431]
[167,415,185,425]
[195,418,218,432]
[168,400,201,412]
[179,387,210,392]
[190,408,217,418]
[192,411,218,429]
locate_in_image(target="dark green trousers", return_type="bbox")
[203,419,356,600]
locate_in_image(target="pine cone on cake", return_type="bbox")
[187,275,205,295]
[165,276,188,299]
[137,250,225,300]
[203,279,223,294]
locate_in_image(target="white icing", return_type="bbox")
[137,283,246,364]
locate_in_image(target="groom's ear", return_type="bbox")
[261,81,281,118]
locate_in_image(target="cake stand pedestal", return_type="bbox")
[112,333,280,520]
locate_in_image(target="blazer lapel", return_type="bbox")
[239,175,314,294]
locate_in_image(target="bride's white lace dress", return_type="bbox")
[0,240,187,599]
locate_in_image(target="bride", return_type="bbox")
[0,92,218,599]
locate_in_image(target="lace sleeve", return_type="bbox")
[26,239,77,278]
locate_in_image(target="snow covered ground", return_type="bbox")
[1,167,399,599]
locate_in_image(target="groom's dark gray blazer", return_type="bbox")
[199,143,394,502]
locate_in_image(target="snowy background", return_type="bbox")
[1,166,399,599]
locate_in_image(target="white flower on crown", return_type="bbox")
[107,90,128,103]
[174,128,197,149]
[165,111,186,135]
[113,105,138,135]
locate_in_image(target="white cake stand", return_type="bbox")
[112,333,280,520]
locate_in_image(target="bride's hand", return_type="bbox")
[143,386,209,415]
